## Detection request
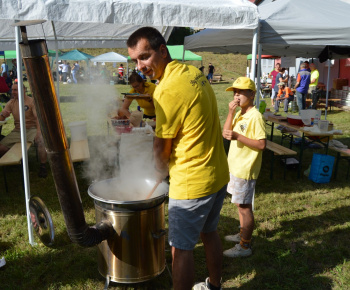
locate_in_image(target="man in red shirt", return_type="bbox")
[268,63,281,106]
[274,82,294,113]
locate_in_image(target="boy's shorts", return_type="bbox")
[0,128,36,148]
[227,173,256,204]
[168,185,226,251]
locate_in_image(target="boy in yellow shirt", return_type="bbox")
[222,77,266,257]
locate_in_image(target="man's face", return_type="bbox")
[275,63,280,70]
[310,64,316,71]
[11,84,19,99]
[128,38,168,80]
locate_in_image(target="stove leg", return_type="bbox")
[104,276,110,290]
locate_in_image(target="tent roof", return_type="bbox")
[59,49,94,61]
[90,52,128,63]
[185,0,350,58]
[167,45,202,61]
[0,0,258,50]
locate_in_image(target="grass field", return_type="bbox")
[0,58,350,289]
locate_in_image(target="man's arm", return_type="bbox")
[294,74,301,89]
[153,137,172,181]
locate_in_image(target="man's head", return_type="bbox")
[277,82,285,88]
[127,27,171,80]
[11,83,26,100]
[304,61,309,69]
[225,77,256,107]
[310,63,316,71]
[300,63,306,69]
[275,63,281,70]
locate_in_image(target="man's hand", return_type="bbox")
[223,129,239,141]
[0,110,10,118]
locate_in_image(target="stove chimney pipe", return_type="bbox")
[20,37,115,247]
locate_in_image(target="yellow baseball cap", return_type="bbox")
[225,77,256,92]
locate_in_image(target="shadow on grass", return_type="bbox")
[193,204,349,289]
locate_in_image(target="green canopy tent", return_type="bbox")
[58,49,94,61]
[167,45,202,62]
[0,50,59,59]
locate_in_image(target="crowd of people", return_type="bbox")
[127,27,266,290]
[268,60,320,113]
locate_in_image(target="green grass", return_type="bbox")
[1,56,350,289]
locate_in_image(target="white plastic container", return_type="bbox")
[68,121,87,141]
[318,120,329,132]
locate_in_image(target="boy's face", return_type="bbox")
[233,89,255,108]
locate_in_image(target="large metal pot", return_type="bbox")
[88,177,168,283]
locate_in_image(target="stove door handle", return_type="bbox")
[152,229,166,239]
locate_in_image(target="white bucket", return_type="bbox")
[68,121,87,141]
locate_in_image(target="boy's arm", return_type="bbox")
[235,135,266,151]
[222,100,238,139]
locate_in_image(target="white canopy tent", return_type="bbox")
[0,0,259,245]
[184,0,350,115]
[90,52,130,83]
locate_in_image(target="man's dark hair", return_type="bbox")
[127,27,166,51]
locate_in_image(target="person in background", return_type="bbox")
[207,62,215,84]
[127,27,229,290]
[309,63,320,109]
[119,72,156,119]
[61,61,70,83]
[268,63,281,107]
[222,77,266,258]
[2,72,12,91]
[274,82,294,113]
[294,63,311,112]
[308,63,319,94]
[58,60,63,82]
[11,59,17,79]
[0,83,48,178]
[71,61,80,84]
[1,61,8,77]
[118,63,125,78]
[272,67,284,111]
[282,67,289,85]
[304,61,311,72]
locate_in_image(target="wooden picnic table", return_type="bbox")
[265,115,342,178]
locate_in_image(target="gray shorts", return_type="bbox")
[168,185,226,251]
[227,173,256,204]
[0,128,37,148]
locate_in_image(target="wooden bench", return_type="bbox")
[70,139,90,162]
[266,140,297,179]
[212,74,223,82]
[0,142,32,192]
[329,146,350,180]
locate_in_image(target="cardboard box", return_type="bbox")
[333,78,348,90]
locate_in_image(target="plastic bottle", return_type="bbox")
[259,100,266,114]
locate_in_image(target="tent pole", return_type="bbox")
[126,61,129,84]
[325,59,331,120]
[15,24,35,246]
[51,21,60,105]
[250,27,258,82]
[256,44,262,109]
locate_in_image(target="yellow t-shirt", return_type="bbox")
[310,69,319,88]
[154,60,229,200]
[228,107,266,180]
[129,82,156,116]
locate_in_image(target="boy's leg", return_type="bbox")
[238,204,254,242]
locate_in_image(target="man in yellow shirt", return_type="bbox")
[127,27,229,290]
